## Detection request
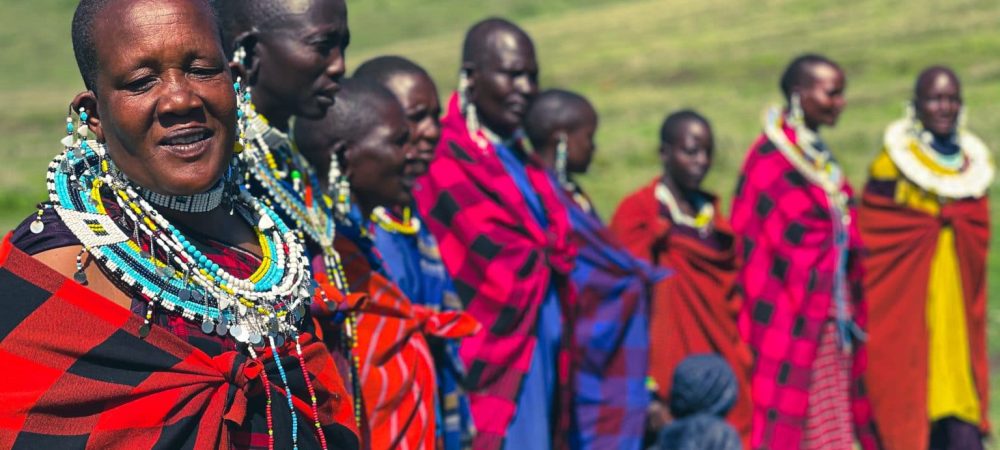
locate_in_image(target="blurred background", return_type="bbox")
[1,0,999,438]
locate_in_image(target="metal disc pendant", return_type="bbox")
[140,250,152,259]
[274,334,285,347]
[158,266,173,277]
[229,324,244,342]
[293,304,305,320]
[249,333,262,345]
[192,290,204,301]
[179,289,192,301]
[201,320,214,334]
[29,220,44,234]
[73,271,88,284]
[215,322,228,336]
[138,324,151,338]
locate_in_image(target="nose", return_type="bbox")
[325,48,346,81]
[157,72,203,117]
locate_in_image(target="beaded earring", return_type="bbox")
[789,92,805,128]
[328,152,351,218]
[555,133,569,187]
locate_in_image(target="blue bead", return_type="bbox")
[80,112,88,121]
[66,123,73,133]
[237,109,244,118]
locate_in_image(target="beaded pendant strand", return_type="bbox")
[240,108,364,429]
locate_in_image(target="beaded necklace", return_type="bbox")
[371,206,421,235]
[45,123,328,449]
[239,107,363,428]
[654,180,714,237]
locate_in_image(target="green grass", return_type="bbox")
[1,0,999,438]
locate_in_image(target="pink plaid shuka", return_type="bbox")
[730,121,881,450]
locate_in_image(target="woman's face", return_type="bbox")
[661,119,713,192]
[796,63,846,130]
[383,72,441,177]
[346,101,411,210]
[79,0,237,196]
[249,0,349,121]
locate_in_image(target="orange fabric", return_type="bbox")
[859,190,990,450]
[334,235,480,450]
[610,179,752,443]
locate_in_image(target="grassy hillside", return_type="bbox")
[1,0,998,438]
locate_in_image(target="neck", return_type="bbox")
[252,90,291,132]
[536,146,557,171]
[661,173,696,215]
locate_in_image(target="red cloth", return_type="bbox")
[0,235,357,449]
[413,93,577,450]
[610,178,752,443]
[332,235,480,450]
[730,127,880,450]
[859,186,991,450]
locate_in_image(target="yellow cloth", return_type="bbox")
[926,227,981,424]
[870,147,981,424]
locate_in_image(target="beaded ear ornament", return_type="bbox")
[46,106,314,347]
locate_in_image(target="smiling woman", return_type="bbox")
[0,0,357,449]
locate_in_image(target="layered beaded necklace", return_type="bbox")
[654,180,714,236]
[42,98,330,449]
[239,106,363,428]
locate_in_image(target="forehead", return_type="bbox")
[267,0,347,35]
[918,72,960,96]
[95,0,221,68]
[807,63,844,86]
[385,72,436,99]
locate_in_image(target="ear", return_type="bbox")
[72,91,104,142]
[658,142,671,165]
[232,32,260,86]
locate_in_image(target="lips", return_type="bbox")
[158,127,214,160]
[316,84,340,108]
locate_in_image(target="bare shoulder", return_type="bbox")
[31,246,132,310]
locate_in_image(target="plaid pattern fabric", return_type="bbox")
[333,234,479,450]
[374,212,477,450]
[609,179,753,444]
[556,181,663,450]
[860,170,991,450]
[730,130,880,450]
[0,234,358,450]
[413,93,577,450]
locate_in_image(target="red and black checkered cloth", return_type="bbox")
[730,127,881,450]
[414,93,578,450]
[0,234,358,449]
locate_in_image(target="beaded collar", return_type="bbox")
[46,140,313,346]
[884,117,994,199]
[654,180,714,236]
[763,107,848,211]
[140,180,225,213]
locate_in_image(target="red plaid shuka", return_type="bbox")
[330,235,480,450]
[730,125,880,450]
[413,93,578,450]
[0,234,358,450]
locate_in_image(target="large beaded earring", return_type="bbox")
[555,133,569,187]
[789,92,805,128]
[328,152,351,218]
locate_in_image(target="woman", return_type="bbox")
[730,54,879,449]
[1,0,356,448]
[861,67,992,450]
[611,110,751,445]
[216,0,365,435]
[525,89,662,450]
[353,56,477,450]
[295,78,480,450]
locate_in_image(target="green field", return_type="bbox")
[2,0,999,439]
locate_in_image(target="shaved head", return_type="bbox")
[462,17,534,69]
[524,89,595,150]
[914,65,960,99]
[215,0,336,53]
[779,53,840,101]
[354,55,430,85]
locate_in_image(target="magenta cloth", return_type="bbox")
[413,93,578,450]
[730,124,880,450]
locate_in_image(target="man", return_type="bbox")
[610,110,751,445]
[525,89,662,450]
[861,66,993,450]
[413,18,576,450]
